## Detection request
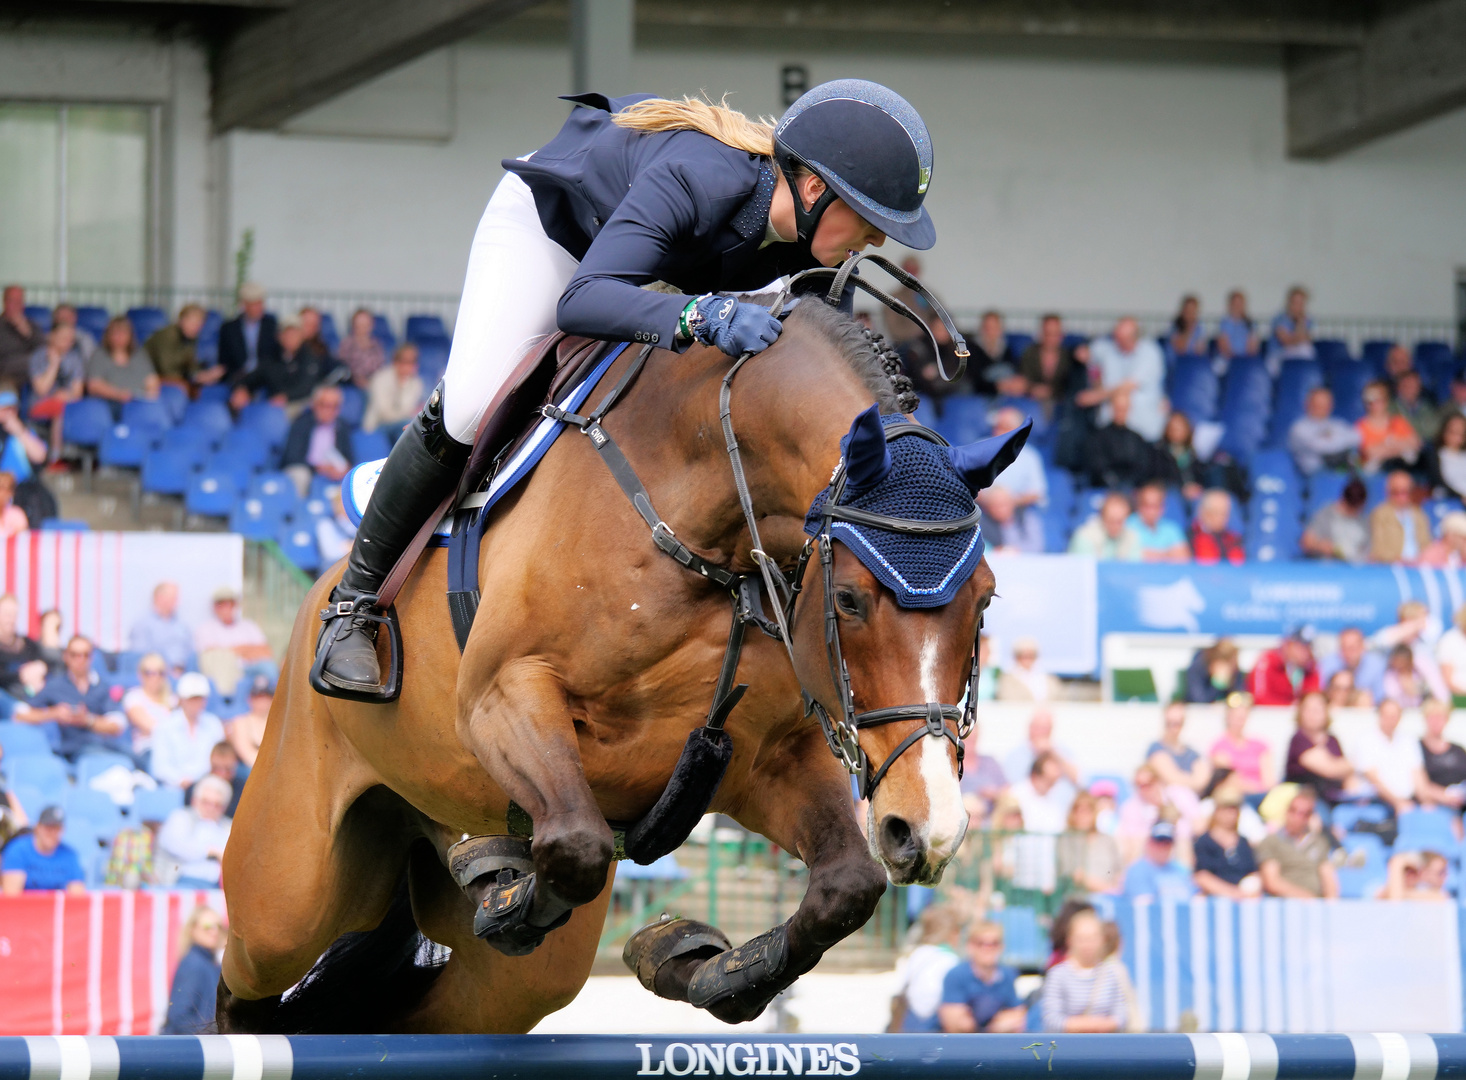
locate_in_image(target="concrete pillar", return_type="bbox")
[570,0,634,96]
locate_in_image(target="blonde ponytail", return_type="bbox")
[612,96,776,157]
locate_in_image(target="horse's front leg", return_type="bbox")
[626,726,887,1023]
[457,656,614,955]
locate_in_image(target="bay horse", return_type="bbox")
[217,297,1015,1033]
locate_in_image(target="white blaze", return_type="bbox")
[917,629,964,859]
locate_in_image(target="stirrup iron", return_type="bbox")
[309,592,404,703]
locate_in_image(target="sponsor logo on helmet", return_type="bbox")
[917,166,931,194]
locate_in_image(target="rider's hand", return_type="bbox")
[690,295,782,357]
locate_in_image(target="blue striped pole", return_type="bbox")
[0,1034,1461,1080]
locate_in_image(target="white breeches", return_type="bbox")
[441,171,580,443]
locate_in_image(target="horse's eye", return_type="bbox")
[835,588,862,617]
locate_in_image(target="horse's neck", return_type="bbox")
[618,336,874,570]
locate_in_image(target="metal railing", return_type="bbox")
[243,540,315,654]
[14,282,1459,353]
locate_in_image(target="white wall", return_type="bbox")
[4,24,1465,321]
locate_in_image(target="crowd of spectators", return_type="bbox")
[890,266,1466,567]
[0,579,275,893]
[0,282,431,499]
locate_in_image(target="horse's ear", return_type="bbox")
[949,419,1033,494]
[841,404,892,489]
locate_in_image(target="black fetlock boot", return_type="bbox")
[311,383,469,701]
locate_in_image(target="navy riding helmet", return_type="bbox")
[774,79,936,252]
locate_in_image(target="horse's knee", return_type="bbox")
[802,855,887,940]
[533,817,614,906]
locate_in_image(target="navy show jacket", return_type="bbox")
[504,93,820,349]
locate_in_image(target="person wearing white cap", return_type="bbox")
[150,672,226,789]
[1422,510,1466,569]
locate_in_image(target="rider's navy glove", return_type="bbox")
[687,294,783,357]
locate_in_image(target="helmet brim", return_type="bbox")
[818,168,936,251]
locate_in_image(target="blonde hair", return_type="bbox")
[177,904,222,957]
[612,96,776,157]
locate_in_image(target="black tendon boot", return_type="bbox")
[311,383,469,700]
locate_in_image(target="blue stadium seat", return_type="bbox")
[371,314,396,353]
[141,447,198,499]
[185,469,239,518]
[157,425,217,456]
[39,519,89,531]
[206,448,263,492]
[1250,449,1302,499]
[7,753,67,804]
[1046,467,1074,520]
[339,384,366,427]
[406,315,448,342]
[1268,360,1323,446]
[1425,497,1464,536]
[74,306,109,342]
[131,785,184,823]
[99,423,160,469]
[196,310,224,364]
[196,383,232,407]
[227,497,285,541]
[276,522,321,573]
[1416,341,1457,402]
[351,428,392,463]
[1041,506,1071,553]
[414,338,450,386]
[24,306,52,332]
[122,398,172,433]
[0,721,51,756]
[237,402,289,447]
[1332,803,1390,834]
[319,312,340,354]
[1313,339,1352,366]
[1244,494,1302,562]
[1365,471,1388,506]
[157,383,188,424]
[10,783,47,822]
[247,472,301,518]
[931,394,990,446]
[1305,471,1349,517]
[183,400,234,439]
[64,786,124,838]
[62,398,113,449]
[1362,340,1394,377]
[1395,807,1457,854]
[1168,355,1219,422]
[217,425,275,468]
[126,306,168,344]
[107,650,147,679]
[1327,362,1372,423]
[1005,332,1033,357]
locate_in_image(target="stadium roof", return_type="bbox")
[2,0,1462,157]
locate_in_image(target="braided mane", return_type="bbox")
[783,299,921,415]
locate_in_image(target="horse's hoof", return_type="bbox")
[623,915,731,1001]
[470,868,571,956]
[686,921,793,1023]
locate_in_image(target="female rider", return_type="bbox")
[316,79,940,698]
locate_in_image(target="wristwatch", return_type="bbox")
[678,294,714,344]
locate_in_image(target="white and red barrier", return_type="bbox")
[0,890,224,1036]
[0,531,241,651]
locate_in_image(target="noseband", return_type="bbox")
[543,253,978,805]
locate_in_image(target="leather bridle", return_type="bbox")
[543,253,980,804]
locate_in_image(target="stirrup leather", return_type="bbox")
[309,592,404,703]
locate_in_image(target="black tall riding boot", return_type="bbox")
[312,384,470,700]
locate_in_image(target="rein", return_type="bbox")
[542,254,979,802]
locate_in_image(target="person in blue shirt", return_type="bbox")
[1269,286,1315,362]
[936,921,1027,1033]
[162,905,224,1034]
[20,634,126,761]
[314,80,942,699]
[1,805,86,894]
[1122,822,1197,902]
[1128,483,1189,563]
[0,389,49,482]
[1215,289,1258,360]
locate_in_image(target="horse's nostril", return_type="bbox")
[878,815,919,868]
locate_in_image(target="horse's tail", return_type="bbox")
[220,866,447,1034]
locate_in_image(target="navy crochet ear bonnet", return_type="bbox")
[803,406,1031,609]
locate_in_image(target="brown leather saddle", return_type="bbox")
[371,331,617,622]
